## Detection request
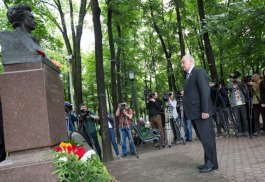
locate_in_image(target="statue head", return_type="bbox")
[7,4,36,32]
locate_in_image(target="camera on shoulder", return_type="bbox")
[229,71,241,79]
[243,75,252,83]
[163,92,171,102]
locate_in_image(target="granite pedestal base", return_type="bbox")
[0,61,67,153]
[0,61,66,181]
[0,148,58,182]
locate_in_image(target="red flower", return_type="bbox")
[36,50,46,57]
[55,143,86,160]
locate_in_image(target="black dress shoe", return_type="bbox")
[200,166,216,173]
[197,164,206,170]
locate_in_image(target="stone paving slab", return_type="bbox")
[105,135,265,182]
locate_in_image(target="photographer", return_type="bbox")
[228,72,249,136]
[64,102,77,134]
[167,92,182,145]
[210,80,229,136]
[78,103,101,160]
[146,93,165,147]
[115,99,135,157]
[107,113,122,160]
[246,73,265,136]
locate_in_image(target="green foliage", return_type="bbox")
[206,1,265,76]
[53,152,114,182]
[1,0,264,117]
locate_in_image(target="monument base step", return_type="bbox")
[0,148,58,182]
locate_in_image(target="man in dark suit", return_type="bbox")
[181,54,218,173]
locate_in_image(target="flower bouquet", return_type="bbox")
[53,141,116,182]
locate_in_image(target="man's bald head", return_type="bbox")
[181,54,195,72]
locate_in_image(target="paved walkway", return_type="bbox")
[105,135,265,182]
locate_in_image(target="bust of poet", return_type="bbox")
[0,4,48,65]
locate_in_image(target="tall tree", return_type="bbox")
[173,0,185,58]
[115,24,122,143]
[48,0,89,112]
[148,0,177,93]
[197,0,218,80]
[106,0,119,143]
[91,0,113,162]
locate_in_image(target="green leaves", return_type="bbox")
[53,152,114,182]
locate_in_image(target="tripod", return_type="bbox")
[245,86,253,138]
[78,120,96,150]
[165,99,186,147]
[213,86,239,137]
[176,97,186,145]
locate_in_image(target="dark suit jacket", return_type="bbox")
[183,67,213,120]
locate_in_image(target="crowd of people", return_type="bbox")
[62,54,264,173]
[210,70,265,137]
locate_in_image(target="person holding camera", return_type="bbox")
[146,93,165,147]
[210,81,230,136]
[78,103,102,160]
[167,92,182,145]
[247,73,265,136]
[107,113,122,160]
[115,100,135,157]
[228,72,249,136]
[65,102,77,134]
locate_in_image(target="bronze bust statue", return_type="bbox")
[0,4,47,65]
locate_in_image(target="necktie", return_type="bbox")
[186,72,190,81]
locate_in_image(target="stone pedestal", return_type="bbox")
[0,60,66,181]
[0,148,58,182]
[0,61,67,152]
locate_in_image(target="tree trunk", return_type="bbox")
[197,0,218,81]
[51,0,88,113]
[196,27,207,70]
[174,0,185,58]
[91,0,113,162]
[106,0,118,130]
[218,38,224,80]
[115,24,122,143]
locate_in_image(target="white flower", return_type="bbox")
[80,150,96,162]
[59,157,68,162]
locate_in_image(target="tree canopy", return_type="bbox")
[0,0,264,161]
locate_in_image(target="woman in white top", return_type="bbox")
[167,92,181,144]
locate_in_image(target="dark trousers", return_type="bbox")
[192,117,218,168]
[170,118,181,141]
[232,105,249,133]
[215,107,229,134]
[252,104,265,133]
[91,131,102,159]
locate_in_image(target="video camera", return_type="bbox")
[64,102,73,113]
[243,75,252,83]
[163,92,170,102]
[229,71,241,83]
[79,110,91,122]
[211,79,222,88]
[119,103,127,110]
[229,71,241,79]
